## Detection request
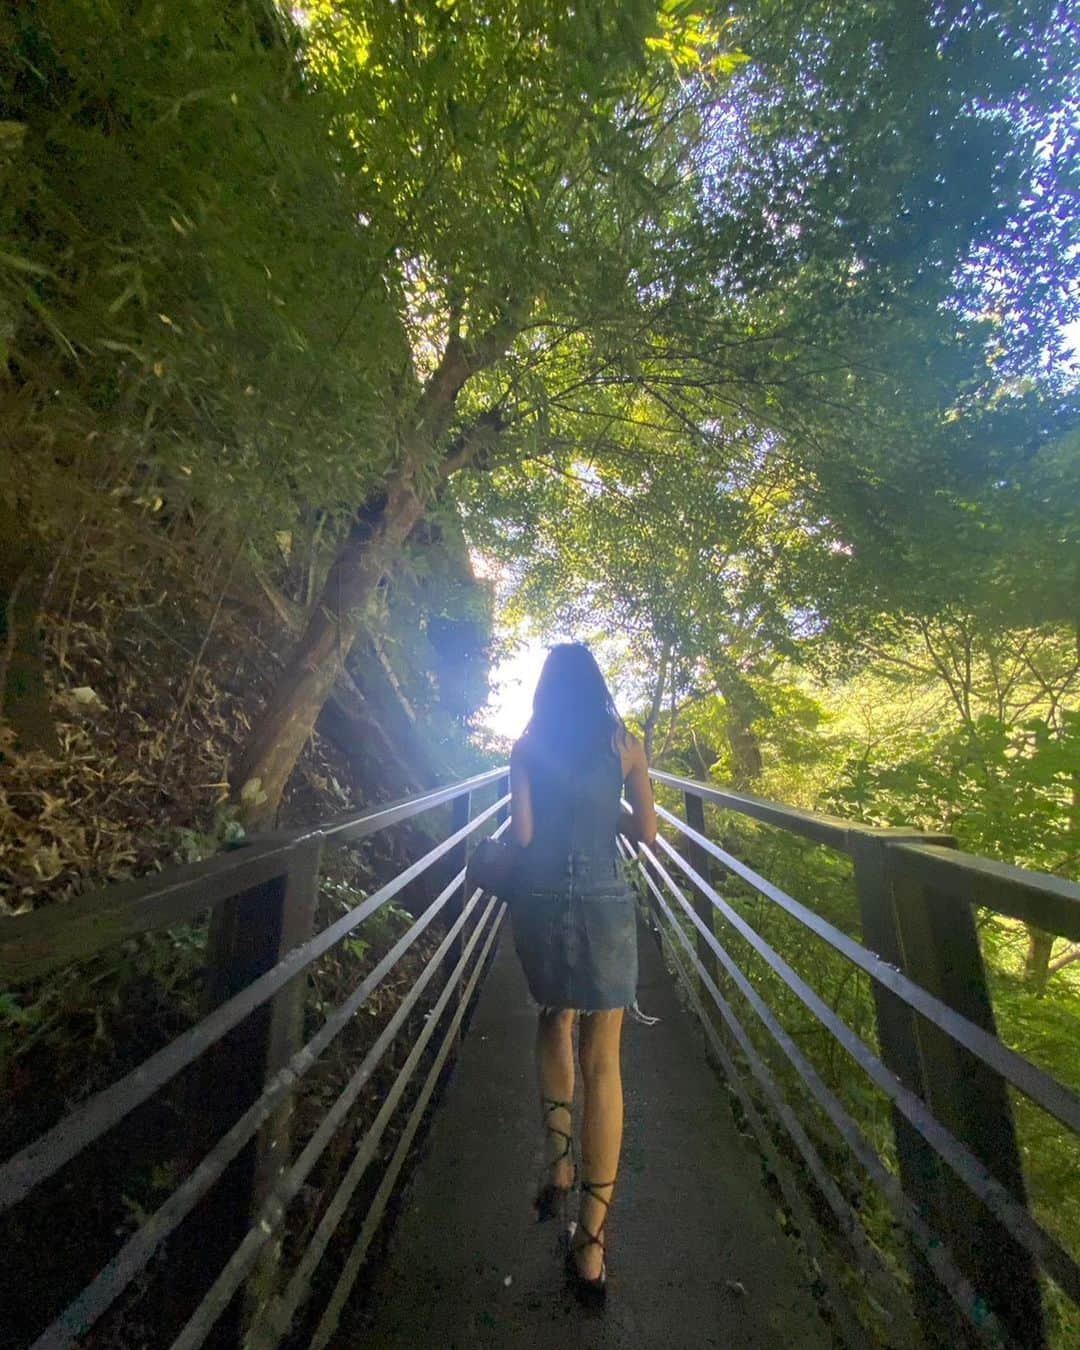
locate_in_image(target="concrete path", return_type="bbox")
[344,913,833,1350]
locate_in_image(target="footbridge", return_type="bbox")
[1,768,1078,1349]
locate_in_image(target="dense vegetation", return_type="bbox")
[0,0,1077,1345]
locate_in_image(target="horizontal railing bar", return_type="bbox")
[655,803,1080,1137]
[629,853,878,1350]
[637,841,1002,1341]
[319,767,508,844]
[309,905,507,1350]
[263,890,497,1342]
[894,844,1080,942]
[0,794,509,1216]
[24,851,500,1349]
[0,837,305,987]
[0,769,508,988]
[652,769,1080,928]
[622,842,915,1346]
[651,769,854,849]
[168,895,503,1350]
[653,833,1080,1304]
[266,896,503,1349]
[638,847,908,1287]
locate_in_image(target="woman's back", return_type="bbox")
[518,736,625,867]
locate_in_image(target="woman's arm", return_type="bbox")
[621,733,657,846]
[509,740,534,847]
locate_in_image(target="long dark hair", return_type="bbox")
[521,642,626,766]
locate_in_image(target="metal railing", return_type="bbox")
[0,767,510,1349]
[5,761,1080,1349]
[622,769,1080,1350]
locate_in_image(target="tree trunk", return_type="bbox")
[641,644,670,763]
[0,506,56,753]
[233,481,424,824]
[716,676,764,788]
[230,301,525,826]
[1024,926,1055,996]
[317,670,420,800]
[728,715,764,787]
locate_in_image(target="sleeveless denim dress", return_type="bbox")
[508,742,640,1013]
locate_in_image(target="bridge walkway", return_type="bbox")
[348,916,832,1349]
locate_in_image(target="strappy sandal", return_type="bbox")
[533,1097,576,1222]
[565,1177,614,1301]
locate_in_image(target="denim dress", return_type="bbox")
[508,741,639,1013]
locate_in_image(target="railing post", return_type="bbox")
[851,829,1045,1348]
[188,834,324,1341]
[683,791,720,993]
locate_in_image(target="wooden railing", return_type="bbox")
[0,768,510,1349]
[624,770,1080,1350]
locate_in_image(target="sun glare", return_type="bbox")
[480,639,549,741]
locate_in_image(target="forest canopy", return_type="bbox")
[0,0,1076,832]
[1,2,1079,1345]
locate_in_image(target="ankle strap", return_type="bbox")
[573,1179,615,1255]
[577,1178,615,1246]
[581,1178,615,1204]
[540,1098,573,1165]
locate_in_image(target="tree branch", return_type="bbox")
[440,407,508,477]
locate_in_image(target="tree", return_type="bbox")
[6,1,1073,822]
[233,0,730,818]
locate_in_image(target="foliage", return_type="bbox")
[1,0,1078,1339]
[1,0,397,541]
[5,0,1075,811]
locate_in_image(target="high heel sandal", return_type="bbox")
[565,1177,614,1301]
[533,1097,575,1222]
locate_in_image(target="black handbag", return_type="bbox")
[465,838,519,897]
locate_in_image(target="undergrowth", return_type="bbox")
[0,531,485,1346]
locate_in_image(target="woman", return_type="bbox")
[507,642,657,1299]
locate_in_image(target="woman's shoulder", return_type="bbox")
[613,726,643,771]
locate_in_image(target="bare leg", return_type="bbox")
[536,1007,576,1189]
[575,1008,625,1279]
